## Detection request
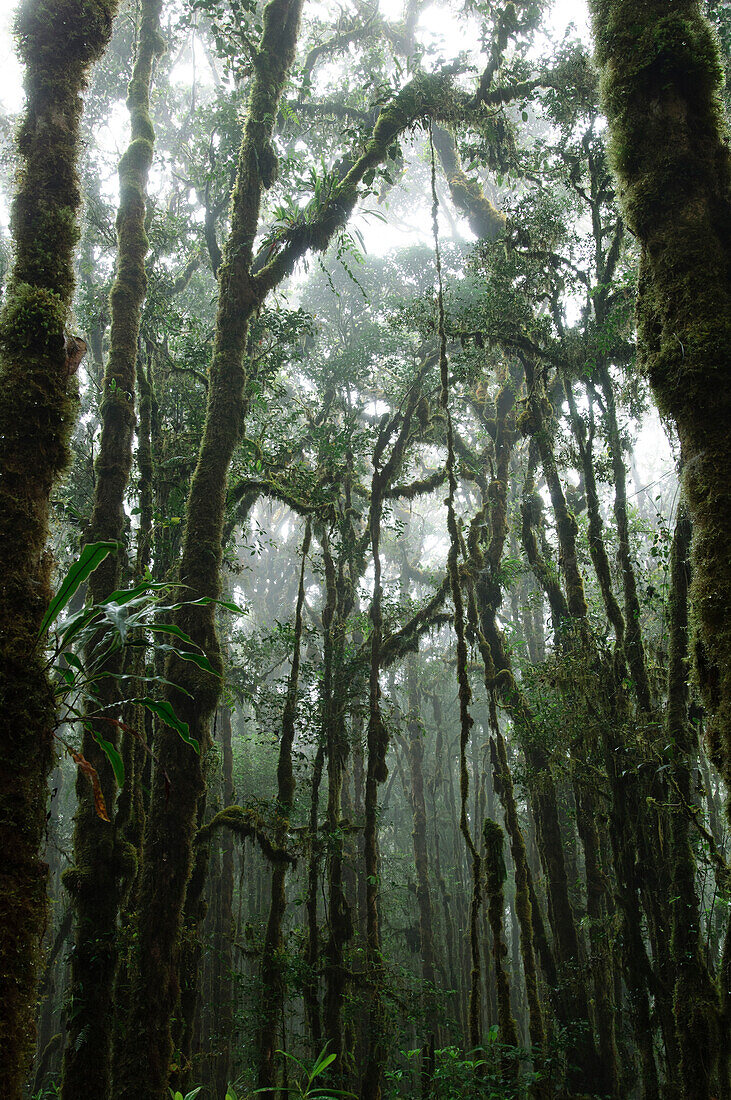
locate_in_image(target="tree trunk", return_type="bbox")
[61,6,163,1097]
[589,0,731,789]
[112,2,305,1095]
[0,3,117,1093]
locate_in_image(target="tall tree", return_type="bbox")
[589,0,731,794]
[0,2,117,1094]
[113,1,307,1094]
[60,3,164,1098]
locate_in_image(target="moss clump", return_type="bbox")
[516,405,539,434]
[449,173,506,240]
[0,283,66,354]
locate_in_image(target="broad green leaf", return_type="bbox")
[93,733,125,787]
[147,622,201,647]
[102,602,131,641]
[40,541,119,636]
[58,605,104,649]
[54,667,75,690]
[141,697,199,753]
[101,580,175,607]
[151,643,218,676]
[63,651,84,673]
[310,1052,336,1080]
[189,596,246,615]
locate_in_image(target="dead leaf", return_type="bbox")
[72,750,110,822]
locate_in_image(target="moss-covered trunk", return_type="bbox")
[490,730,546,1057]
[61,7,163,1098]
[113,1,304,1095]
[588,0,731,791]
[666,500,723,1097]
[483,820,520,1066]
[0,3,118,1094]
[211,706,236,1099]
[322,535,355,1080]
[406,664,438,1010]
[256,524,309,1096]
[304,743,325,1046]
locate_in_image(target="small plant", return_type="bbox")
[40,540,241,816]
[252,1044,355,1099]
[169,1089,202,1100]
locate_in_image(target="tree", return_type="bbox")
[0,3,118,1094]
[589,0,731,803]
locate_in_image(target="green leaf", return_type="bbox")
[102,601,131,642]
[40,541,119,636]
[63,651,84,673]
[151,642,218,676]
[193,597,246,615]
[141,697,199,753]
[58,606,104,649]
[101,580,175,606]
[310,1051,336,1080]
[94,733,125,787]
[54,667,76,690]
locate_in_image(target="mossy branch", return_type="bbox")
[196,806,296,865]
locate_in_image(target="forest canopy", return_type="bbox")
[0,1,729,1099]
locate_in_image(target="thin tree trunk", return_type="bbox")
[113,2,306,1094]
[61,7,164,1097]
[667,501,724,1097]
[257,524,310,1095]
[212,706,236,1099]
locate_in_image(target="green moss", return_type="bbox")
[0,283,66,354]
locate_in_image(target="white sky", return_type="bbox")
[0,0,590,113]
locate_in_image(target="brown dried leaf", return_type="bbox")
[72,750,110,822]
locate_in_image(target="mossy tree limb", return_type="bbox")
[0,2,118,1094]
